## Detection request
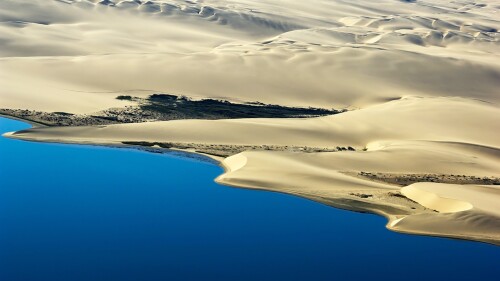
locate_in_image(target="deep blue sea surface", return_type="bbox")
[0,117,498,281]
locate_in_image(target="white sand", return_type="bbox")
[394,183,500,244]
[402,183,500,216]
[1,0,500,244]
[1,0,499,112]
[6,96,499,149]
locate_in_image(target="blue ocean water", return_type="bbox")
[0,117,498,281]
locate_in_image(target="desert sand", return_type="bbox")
[1,0,499,244]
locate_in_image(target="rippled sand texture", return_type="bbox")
[1,0,500,244]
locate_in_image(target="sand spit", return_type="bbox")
[5,97,499,148]
[5,96,500,245]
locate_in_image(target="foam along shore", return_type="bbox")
[5,96,500,245]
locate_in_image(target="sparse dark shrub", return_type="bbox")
[53,112,74,116]
[116,95,132,100]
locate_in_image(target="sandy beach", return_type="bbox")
[1,0,499,245]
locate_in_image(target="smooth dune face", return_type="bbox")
[1,0,500,112]
[402,184,474,213]
[402,183,500,216]
[2,0,500,244]
[7,96,500,150]
[393,182,500,244]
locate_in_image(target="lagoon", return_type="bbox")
[0,117,498,281]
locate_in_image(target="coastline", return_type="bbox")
[3,114,499,246]
[1,120,221,166]
[0,113,48,128]
[215,161,500,246]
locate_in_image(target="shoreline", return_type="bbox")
[0,113,48,128]
[2,115,499,246]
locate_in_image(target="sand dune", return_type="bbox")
[8,96,499,149]
[393,182,500,244]
[402,183,500,216]
[1,0,499,112]
[1,0,500,244]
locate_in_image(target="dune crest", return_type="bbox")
[402,185,474,213]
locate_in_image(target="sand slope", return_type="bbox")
[396,183,500,244]
[7,96,499,149]
[1,0,500,112]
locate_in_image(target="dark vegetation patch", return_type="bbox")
[0,94,345,127]
[139,94,342,120]
[122,141,173,149]
[337,146,355,151]
[0,108,117,126]
[116,95,133,100]
[53,112,74,116]
[387,192,419,205]
[349,193,373,199]
[121,141,356,157]
[357,171,500,186]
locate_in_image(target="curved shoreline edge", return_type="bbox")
[3,115,499,246]
[214,153,500,246]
